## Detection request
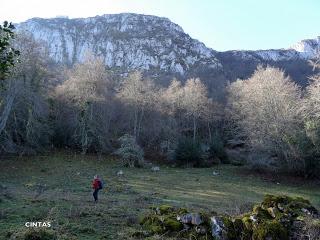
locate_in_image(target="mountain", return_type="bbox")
[216,37,319,86]
[16,13,319,90]
[220,36,320,62]
[290,36,320,59]
[17,13,221,76]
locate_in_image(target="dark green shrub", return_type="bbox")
[293,131,320,178]
[209,132,229,163]
[174,138,203,167]
[303,151,320,179]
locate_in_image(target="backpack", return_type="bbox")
[98,180,104,190]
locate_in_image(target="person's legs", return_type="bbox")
[93,189,98,202]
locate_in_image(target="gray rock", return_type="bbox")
[195,225,207,234]
[151,166,160,172]
[210,216,227,240]
[212,171,219,176]
[178,213,203,225]
[117,170,124,176]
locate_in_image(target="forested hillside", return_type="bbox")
[1,15,320,177]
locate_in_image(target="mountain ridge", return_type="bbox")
[17,13,222,76]
[15,13,319,89]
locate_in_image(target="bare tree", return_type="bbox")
[0,80,16,135]
[181,78,210,142]
[55,53,113,153]
[161,78,184,115]
[227,66,303,169]
[303,57,320,151]
[117,71,158,140]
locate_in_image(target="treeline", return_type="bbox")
[0,25,319,177]
[0,30,221,155]
[52,56,221,154]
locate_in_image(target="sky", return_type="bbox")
[0,0,319,51]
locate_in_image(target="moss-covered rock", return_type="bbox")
[242,214,254,232]
[139,214,165,234]
[252,205,273,221]
[261,194,318,217]
[267,207,281,219]
[9,228,57,240]
[233,217,244,232]
[252,220,288,240]
[157,204,174,214]
[149,224,164,234]
[137,195,319,240]
[163,217,183,231]
[262,195,293,209]
[221,216,237,240]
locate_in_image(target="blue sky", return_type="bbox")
[0,0,319,51]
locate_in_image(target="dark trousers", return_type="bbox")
[93,189,99,201]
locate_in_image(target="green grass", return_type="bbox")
[0,152,319,239]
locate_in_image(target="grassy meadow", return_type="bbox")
[0,152,319,239]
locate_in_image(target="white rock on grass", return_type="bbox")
[117,170,124,176]
[212,171,219,176]
[151,166,160,172]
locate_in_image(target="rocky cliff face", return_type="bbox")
[17,13,222,76]
[16,13,319,88]
[290,36,320,58]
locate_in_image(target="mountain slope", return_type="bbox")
[17,13,222,76]
[219,36,320,62]
[16,13,319,89]
[216,36,319,86]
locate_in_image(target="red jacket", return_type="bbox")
[92,179,101,190]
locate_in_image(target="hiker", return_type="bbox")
[92,175,103,202]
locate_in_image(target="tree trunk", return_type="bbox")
[193,116,196,143]
[207,121,212,142]
[137,107,144,140]
[133,108,138,140]
[0,92,15,135]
